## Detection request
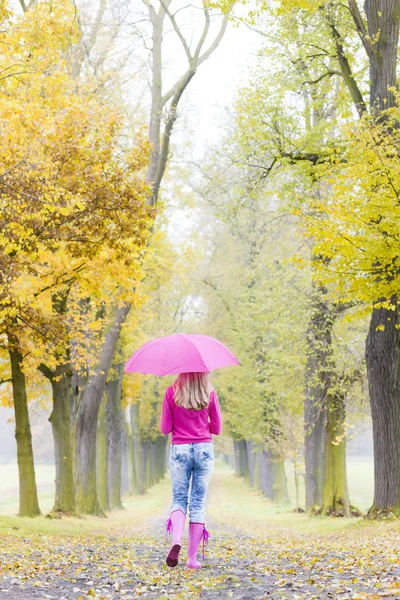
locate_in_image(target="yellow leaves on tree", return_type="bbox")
[0,0,154,373]
[304,110,400,310]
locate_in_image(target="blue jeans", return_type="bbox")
[169,442,214,523]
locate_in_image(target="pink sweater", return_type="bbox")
[160,385,222,444]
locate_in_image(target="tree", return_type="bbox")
[181,149,310,503]
[273,0,400,516]
[0,0,152,515]
[73,0,235,513]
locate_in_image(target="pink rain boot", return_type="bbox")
[186,522,210,569]
[166,510,186,567]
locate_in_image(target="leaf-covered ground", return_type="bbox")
[0,465,399,600]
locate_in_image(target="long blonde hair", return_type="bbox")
[174,372,212,410]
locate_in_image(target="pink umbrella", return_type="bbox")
[124,333,240,376]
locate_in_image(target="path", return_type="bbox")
[0,466,399,599]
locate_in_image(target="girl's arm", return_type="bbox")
[160,388,173,435]
[209,391,222,435]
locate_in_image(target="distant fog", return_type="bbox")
[0,405,54,464]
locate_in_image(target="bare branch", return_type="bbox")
[347,0,376,59]
[197,7,232,68]
[159,0,192,62]
[193,8,210,61]
[280,150,331,164]
[142,0,156,21]
[161,69,194,106]
[329,22,367,117]
[0,378,13,386]
[299,70,341,89]
[161,4,234,106]
[87,0,107,55]
[152,69,196,202]
[38,363,54,380]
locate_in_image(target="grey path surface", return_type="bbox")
[1,515,400,600]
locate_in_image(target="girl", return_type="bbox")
[160,371,222,569]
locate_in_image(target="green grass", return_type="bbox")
[0,475,172,538]
[0,456,377,540]
[208,463,356,534]
[207,461,400,538]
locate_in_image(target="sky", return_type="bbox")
[156,4,262,243]
[167,6,261,158]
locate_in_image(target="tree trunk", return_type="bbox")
[342,0,400,517]
[258,450,268,496]
[8,332,41,517]
[96,397,109,512]
[259,450,289,503]
[321,391,350,516]
[254,451,260,490]
[304,393,324,510]
[75,304,129,514]
[246,440,256,487]
[233,439,249,478]
[130,403,142,494]
[147,8,164,203]
[158,435,167,479]
[294,467,300,511]
[233,439,241,475]
[365,0,400,114]
[124,418,137,495]
[366,301,400,515]
[121,415,130,497]
[272,455,289,503]
[150,438,161,485]
[48,364,75,514]
[106,363,124,510]
[140,440,152,492]
[304,283,334,511]
[363,3,400,516]
[140,441,148,493]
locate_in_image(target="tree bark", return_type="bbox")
[364,0,400,114]
[47,363,76,514]
[246,440,256,487]
[140,440,151,492]
[233,439,241,475]
[321,392,350,515]
[271,455,289,503]
[130,403,142,494]
[151,442,158,486]
[304,283,334,511]
[121,415,130,497]
[258,450,268,496]
[8,331,41,517]
[124,418,136,495]
[158,435,167,479]
[140,440,147,493]
[96,397,109,512]
[366,300,400,515]
[75,304,129,514]
[259,450,289,502]
[106,363,124,510]
[357,1,400,516]
[235,440,249,479]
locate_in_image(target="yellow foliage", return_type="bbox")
[304,111,400,305]
[0,0,154,383]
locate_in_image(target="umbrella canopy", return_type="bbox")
[124,333,240,376]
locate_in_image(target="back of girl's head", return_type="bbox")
[174,372,212,410]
